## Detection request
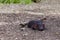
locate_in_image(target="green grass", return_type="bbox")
[0,0,32,4]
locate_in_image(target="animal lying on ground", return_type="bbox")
[20,18,46,31]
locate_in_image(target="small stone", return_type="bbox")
[20,28,25,31]
[23,33,28,36]
[15,38,18,39]
[55,32,59,35]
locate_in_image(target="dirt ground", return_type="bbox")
[0,13,60,40]
[0,0,60,40]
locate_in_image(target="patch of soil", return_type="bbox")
[0,13,60,40]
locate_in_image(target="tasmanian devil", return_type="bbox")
[20,18,46,31]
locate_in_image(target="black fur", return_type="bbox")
[20,18,46,31]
